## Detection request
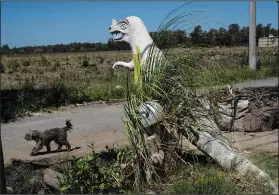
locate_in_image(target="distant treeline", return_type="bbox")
[1,23,277,54]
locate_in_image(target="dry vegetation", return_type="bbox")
[2,46,278,194]
[5,147,277,194]
[1,46,277,122]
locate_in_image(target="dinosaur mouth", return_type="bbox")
[111,30,125,41]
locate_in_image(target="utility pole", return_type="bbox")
[249,0,257,70]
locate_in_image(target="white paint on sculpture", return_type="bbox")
[109,16,164,72]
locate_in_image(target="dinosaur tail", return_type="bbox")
[65,119,73,132]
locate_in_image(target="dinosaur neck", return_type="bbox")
[129,30,153,60]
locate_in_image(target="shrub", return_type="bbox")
[59,144,128,194]
[82,59,89,67]
[21,59,31,67]
[40,55,51,67]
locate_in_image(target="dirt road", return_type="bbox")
[2,103,128,164]
[2,78,278,164]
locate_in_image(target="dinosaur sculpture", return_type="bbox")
[109,16,278,193]
[109,16,164,71]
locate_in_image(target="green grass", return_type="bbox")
[161,152,278,194]
[57,146,276,194]
[249,152,278,181]
[164,164,273,194]
[196,65,276,87]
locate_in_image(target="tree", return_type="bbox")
[2,44,10,50]
[228,24,240,45]
[239,26,249,46]
[270,28,278,36]
[190,25,203,45]
[256,24,264,43]
[263,23,271,36]
[1,22,278,55]
[207,28,218,46]
[218,27,230,46]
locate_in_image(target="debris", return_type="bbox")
[31,112,43,116]
[6,187,13,194]
[38,189,45,194]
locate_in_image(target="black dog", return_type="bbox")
[24,120,73,156]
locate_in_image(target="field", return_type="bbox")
[1,46,277,122]
[2,46,278,194]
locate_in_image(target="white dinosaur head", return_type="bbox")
[109,16,149,44]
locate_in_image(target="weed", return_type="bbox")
[82,59,89,67]
[249,152,278,181]
[40,55,51,67]
[21,59,31,67]
[99,56,105,64]
[59,144,128,194]
[164,163,273,194]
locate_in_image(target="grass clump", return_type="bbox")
[197,65,276,87]
[249,152,278,181]
[166,152,278,194]
[82,59,89,67]
[164,163,274,194]
[59,144,132,194]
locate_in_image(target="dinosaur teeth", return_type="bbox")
[111,31,119,35]
[111,31,124,40]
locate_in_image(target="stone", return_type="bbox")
[43,168,64,190]
[38,189,45,194]
[243,113,262,132]
[243,102,263,132]
[6,187,13,194]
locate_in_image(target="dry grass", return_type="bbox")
[1,47,277,122]
[1,51,131,90]
[2,47,276,90]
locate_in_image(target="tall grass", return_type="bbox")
[117,3,277,193]
[122,46,160,191]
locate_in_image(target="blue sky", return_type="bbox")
[2,1,278,48]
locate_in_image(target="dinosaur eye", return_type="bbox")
[120,24,126,30]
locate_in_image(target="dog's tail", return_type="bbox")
[65,119,73,132]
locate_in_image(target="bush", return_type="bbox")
[22,59,31,67]
[40,55,51,67]
[59,144,128,194]
[82,59,89,67]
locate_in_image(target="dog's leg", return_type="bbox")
[54,140,62,150]
[45,141,51,152]
[57,138,71,151]
[62,141,71,151]
[57,144,63,150]
[31,141,44,156]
